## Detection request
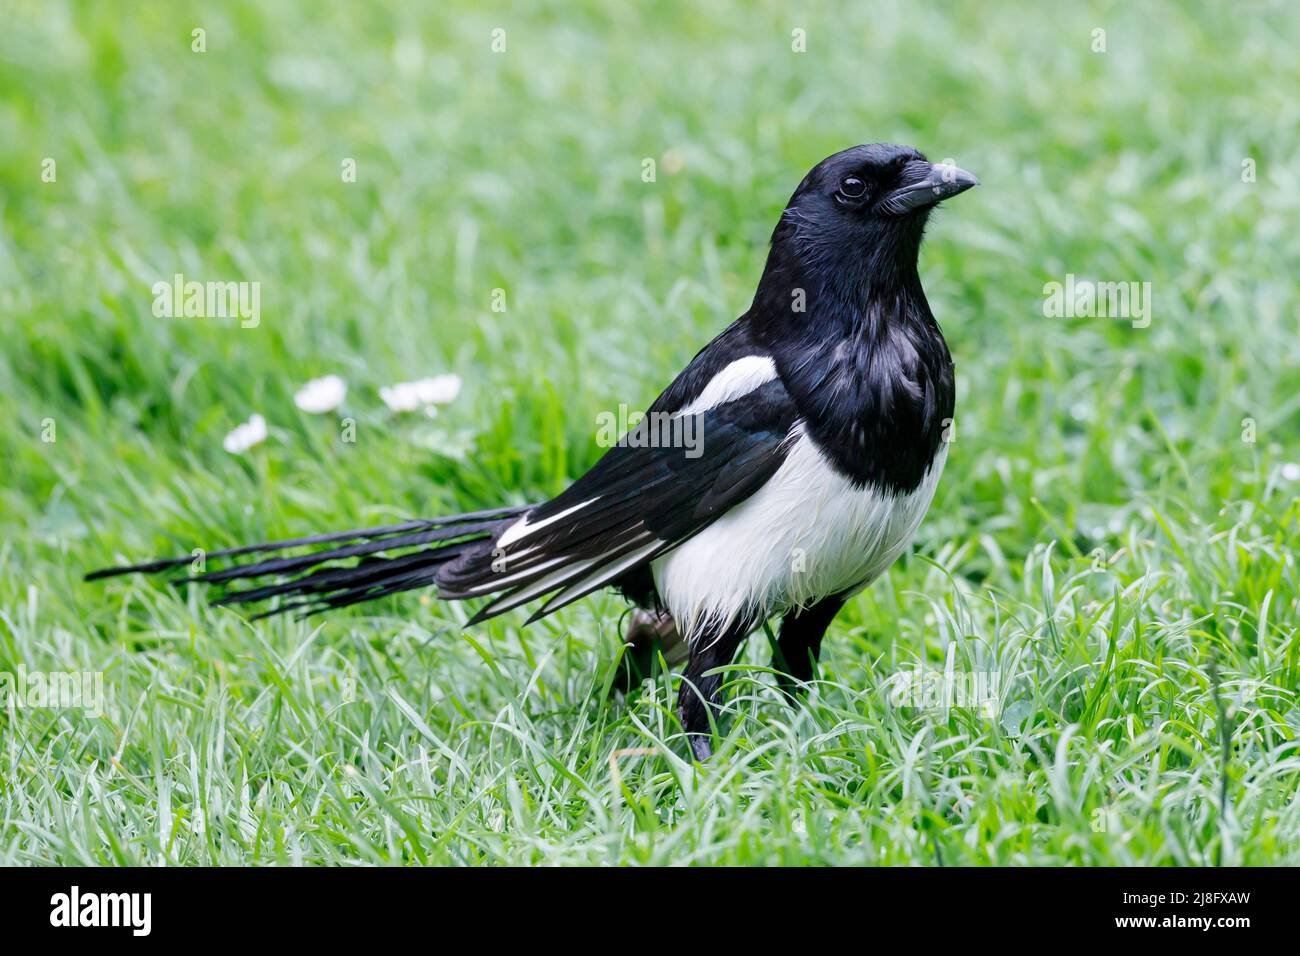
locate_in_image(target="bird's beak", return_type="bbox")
[882,160,980,213]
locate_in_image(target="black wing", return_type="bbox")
[438,369,798,625]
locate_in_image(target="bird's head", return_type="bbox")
[772,143,978,293]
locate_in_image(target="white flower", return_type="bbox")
[1282,462,1300,482]
[416,374,462,405]
[379,382,422,412]
[222,414,268,455]
[380,374,462,413]
[294,374,348,414]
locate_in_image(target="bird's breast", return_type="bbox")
[651,423,947,642]
[780,326,954,493]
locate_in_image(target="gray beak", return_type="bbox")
[882,160,980,214]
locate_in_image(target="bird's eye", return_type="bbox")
[839,176,867,198]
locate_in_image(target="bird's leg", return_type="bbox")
[677,619,752,761]
[613,607,686,694]
[773,594,846,704]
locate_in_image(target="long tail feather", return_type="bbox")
[85,505,532,619]
[84,506,526,581]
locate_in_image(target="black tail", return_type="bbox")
[86,505,531,620]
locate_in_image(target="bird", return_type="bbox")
[88,143,978,760]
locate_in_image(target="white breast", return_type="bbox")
[651,423,947,643]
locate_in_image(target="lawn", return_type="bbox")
[2,0,1299,865]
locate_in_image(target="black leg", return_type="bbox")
[773,594,846,702]
[678,618,753,760]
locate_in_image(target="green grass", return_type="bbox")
[2,0,1299,865]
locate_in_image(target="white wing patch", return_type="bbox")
[496,497,599,549]
[673,355,778,417]
[651,422,948,643]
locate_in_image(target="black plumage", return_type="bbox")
[89,144,978,759]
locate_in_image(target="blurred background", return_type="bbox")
[1,0,1299,865]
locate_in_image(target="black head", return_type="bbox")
[751,145,971,492]
[773,143,978,291]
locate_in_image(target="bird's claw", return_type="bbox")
[688,734,714,762]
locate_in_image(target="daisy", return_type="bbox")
[294,374,348,414]
[222,414,268,455]
[379,374,461,413]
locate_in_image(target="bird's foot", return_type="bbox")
[688,733,714,762]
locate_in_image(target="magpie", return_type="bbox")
[88,144,978,759]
